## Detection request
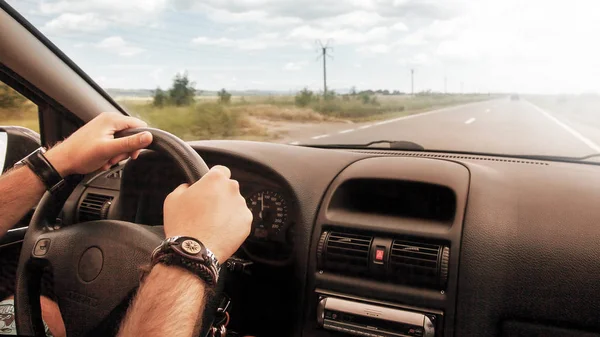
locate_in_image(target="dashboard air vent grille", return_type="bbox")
[79,193,113,222]
[319,232,373,274]
[389,239,447,287]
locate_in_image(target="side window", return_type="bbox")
[0,80,40,172]
[0,80,39,132]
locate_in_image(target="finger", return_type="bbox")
[101,163,112,171]
[171,183,189,197]
[165,183,189,206]
[106,131,152,156]
[110,115,148,132]
[108,153,130,165]
[209,165,231,179]
[131,149,142,160]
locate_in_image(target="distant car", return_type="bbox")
[510,94,520,100]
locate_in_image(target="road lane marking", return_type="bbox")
[339,128,354,134]
[527,101,600,153]
[289,141,299,145]
[311,134,330,140]
[365,100,491,128]
[358,124,372,130]
[465,118,476,124]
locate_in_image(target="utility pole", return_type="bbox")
[316,40,333,96]
[411,68,415,95]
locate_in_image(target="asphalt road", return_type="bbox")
[295,98,600,158]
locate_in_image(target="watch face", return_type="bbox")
[181,239,202,255]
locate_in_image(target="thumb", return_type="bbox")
[108,131,153,155]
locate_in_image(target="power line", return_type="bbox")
[316,40,333,95]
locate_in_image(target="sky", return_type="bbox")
[5,0,600,94]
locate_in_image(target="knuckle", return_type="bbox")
[229,179,240,191]
[125,136,134,150]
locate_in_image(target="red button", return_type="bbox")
[375,249,385,261]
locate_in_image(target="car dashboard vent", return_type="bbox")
[78,193,113,222]
[317,230,450,289]
[390,239,449,287]
[318,232,373,275]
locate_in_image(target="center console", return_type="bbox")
[304,157,470,337]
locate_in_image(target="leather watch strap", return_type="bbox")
[21,148,64,193]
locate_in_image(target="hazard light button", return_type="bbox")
[374,247,385,264]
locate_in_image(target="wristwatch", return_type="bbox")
[14,147,64,194]
[151,236,221,287]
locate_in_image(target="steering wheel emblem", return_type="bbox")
[181,240,202,255]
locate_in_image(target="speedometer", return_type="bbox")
[246,190,288,240]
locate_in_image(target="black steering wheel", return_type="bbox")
[15,128,210,336]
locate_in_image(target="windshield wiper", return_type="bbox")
[306,140,425,151]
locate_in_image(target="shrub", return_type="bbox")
[169,72,196,106]
[217,89,232,104]
[359,92,371,104]
[152,87,168,107]
[295,88,314,107]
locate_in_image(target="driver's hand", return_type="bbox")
[45,112,153,176]
[163,165,252,262]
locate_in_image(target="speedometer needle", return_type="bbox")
[259,192,264,219]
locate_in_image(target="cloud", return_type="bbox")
[288,25,390,45]
[357,44,391,54]
[318,11,385,28]
[398,53,436,66]
[191,33,285,50]
[95,36,144,57]
[203,7,302,27]
[39,0,169,16]
[391,22,409,31]
[283,61,307,71]
[43,13,108,33]
[38,0,169,33]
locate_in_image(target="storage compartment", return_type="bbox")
[328,179,456,222]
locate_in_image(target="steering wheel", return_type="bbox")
[15,128,210,336]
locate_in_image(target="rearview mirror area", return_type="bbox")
[0,126,40,173]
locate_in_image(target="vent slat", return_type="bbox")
[323,232,372,270]
[79,193,113,222]
[390,239,442,278]
[391,250,439,259]
[390,255,439,265]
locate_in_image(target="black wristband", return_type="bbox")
[20,148,64,193]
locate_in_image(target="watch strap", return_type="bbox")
[152,252,219,287]
[20,148,64,193]
[150,236,220,287]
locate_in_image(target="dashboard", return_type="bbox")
[58,140,600,337]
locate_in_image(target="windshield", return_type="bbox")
[6,0,600,159]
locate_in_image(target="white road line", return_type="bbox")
[358,124,372,130]
[289,141,299,145]
[527,101,600,153]
[364,100,489,128]
[311,134,330,140]
[465,118,476,124]
[339,128,354,134]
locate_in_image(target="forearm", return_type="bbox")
[0,166,46,237]
[118,264,206,337]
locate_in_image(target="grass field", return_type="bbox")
[0,94,490,141]
[120,94,490,141]
[0,100,39,132]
